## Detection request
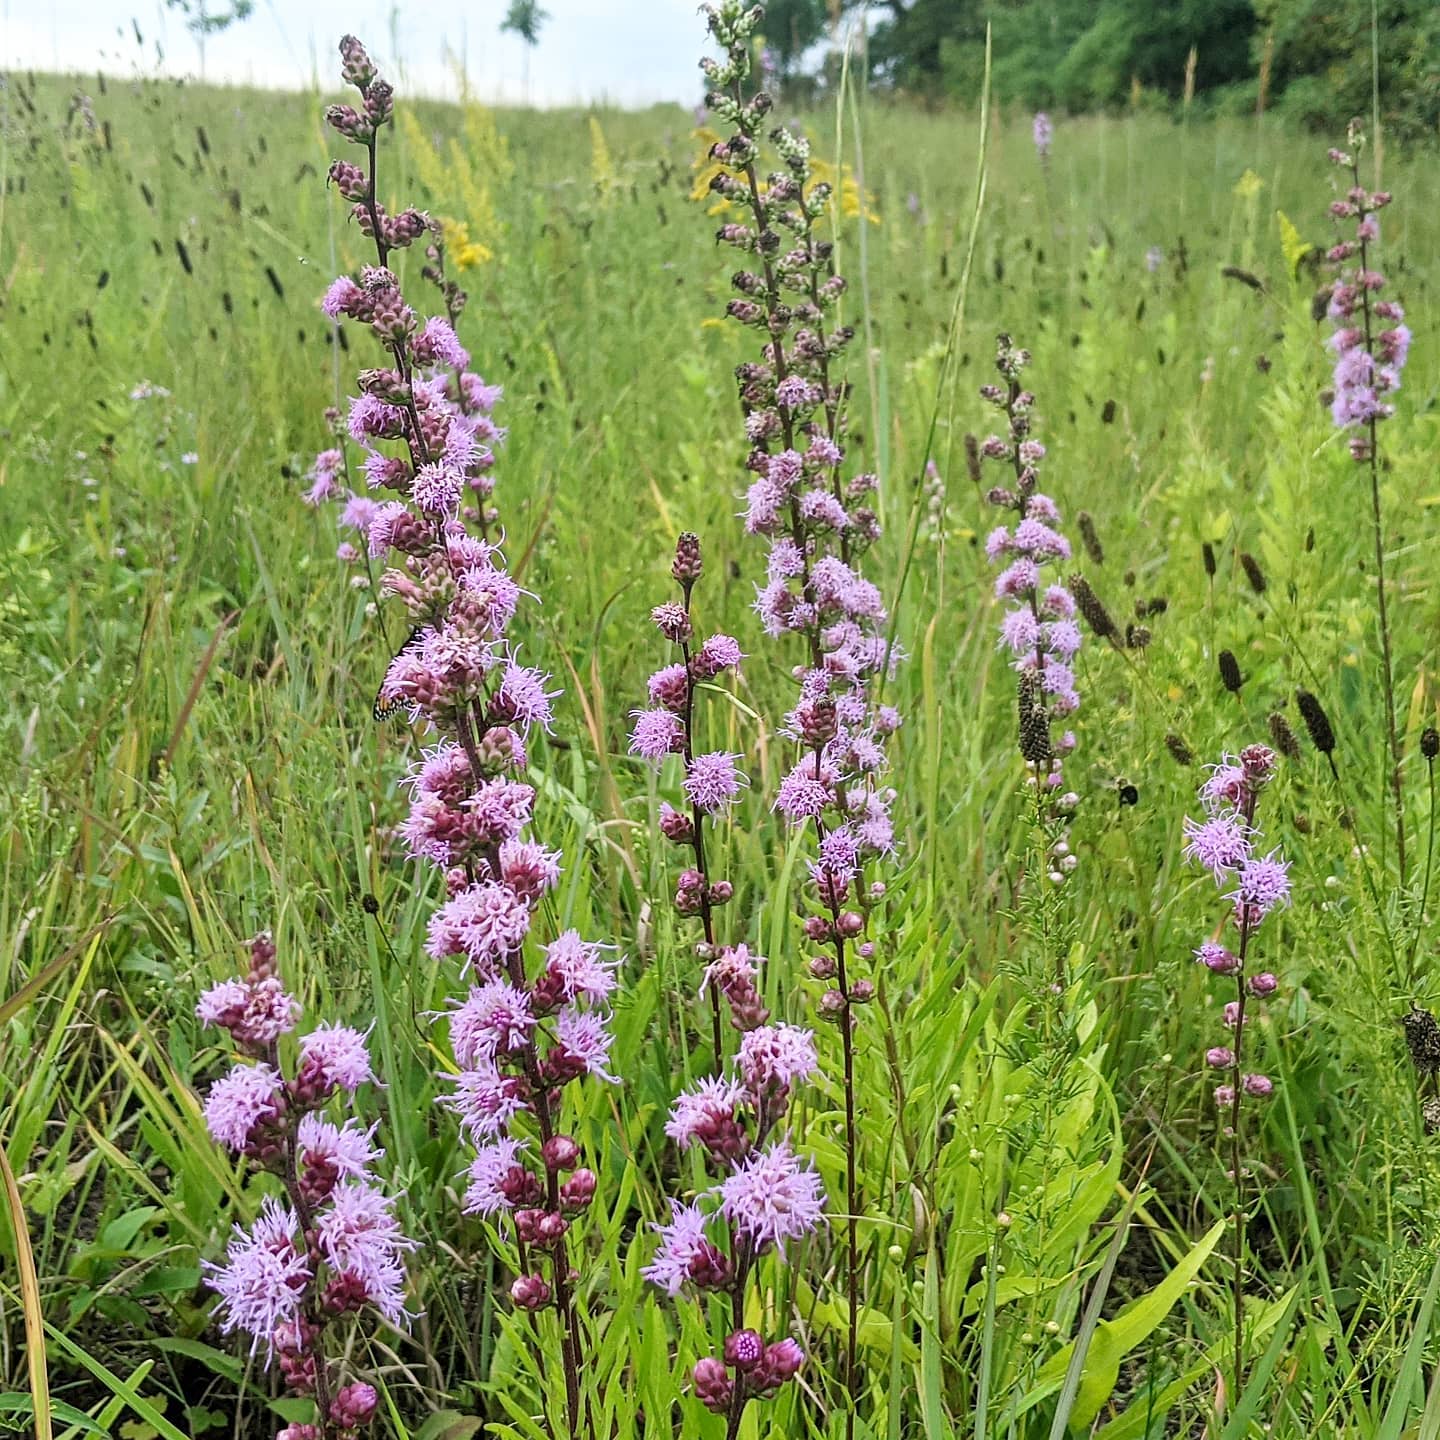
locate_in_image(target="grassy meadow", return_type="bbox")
[3,39,1440,1440]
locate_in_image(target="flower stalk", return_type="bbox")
[1182,745,1287,1396]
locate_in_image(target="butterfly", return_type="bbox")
[373,625,425,722]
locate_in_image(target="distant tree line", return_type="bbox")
[760,0,1439,139]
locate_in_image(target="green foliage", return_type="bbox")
[500,0,550,49]
[857,0,1437,133]
[0,50,1438,1440]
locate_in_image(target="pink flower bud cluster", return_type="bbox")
[197,931,411,1432]
[1325,122,1408,462]
[1182,745,1286,1110]
[977,336,1081,796]
[305,35,506,571]
[644,1021,824,1414]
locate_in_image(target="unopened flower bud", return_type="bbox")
[809,953,837,980]
[658,803,694,845]
[561,1169,597,1209]
[537,1211,570,1245]
[672,531,704,586]
[329,1382,378,1429]
[542,1135,581,1172]
[511,1274,551,1310]
[724,1328,765,1372]
[692,1357,732,1413]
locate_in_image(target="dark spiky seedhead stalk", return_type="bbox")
[1017,672,1050,765]
[963,433,982,486]
[1402,1006,1440,1076]
[1202,541,1217,578]
[1076,510,1104,565]
[1218,650,1244,693]
[1424,1097,1440,1135]
[1422,727,1439,761]
[1070,573,1118,643]
[1268,711,1302,759]
[1164,733,1194,766]
[1296,689,1335,754]
[1239,551,1267,594]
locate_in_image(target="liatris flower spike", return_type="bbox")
[632,531,758,1062]
[1325,124,1407,463]
[307,36,506,576]
[976,334,1082,814]
[1324,119,1409,878]
[198,932,411,1439]
[1181,743,1287,1390]
[318,37,610,1433]
[644,1023,824,1427]
[1032,111,1053,160]
[698,2,903,1427]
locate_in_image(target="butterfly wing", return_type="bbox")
[373,625,425,722]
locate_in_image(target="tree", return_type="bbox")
[164,0,254,79]
[501,0,550,102]
[501,0,549,49]
[760,0,829,79]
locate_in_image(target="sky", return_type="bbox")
[2,0,714,108]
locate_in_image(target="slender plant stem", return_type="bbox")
[1351,157,1405,882]
[678,604,727,1069]
[1410,757,1438,990]
[1226,785,1260,1401]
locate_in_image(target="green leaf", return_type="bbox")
[149,1338,243,1386]
[0,1395,107,1438]
[1377,1246,1440,1440]
[412,1413,487,1440]
[1018,1218,1226,1430]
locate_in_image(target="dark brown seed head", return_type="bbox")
[1070,574,1118,642]
[963,433,982,486]
[1239,551,1267,594]
[1126,623,1152,649]
[1423,1096,1440,1135]
[1202,541,1217,577]
[1295,690,1335,754]
[1165,733,1194,766]
[1267,711,1302,760]
[1017,673,1050,764]
[1402,1006,1440,1075]
[1422,727,1439,760]
[1218,650,1243,693]
[1076,510,1104,565]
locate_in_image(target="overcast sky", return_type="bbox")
[2,0,716,107]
